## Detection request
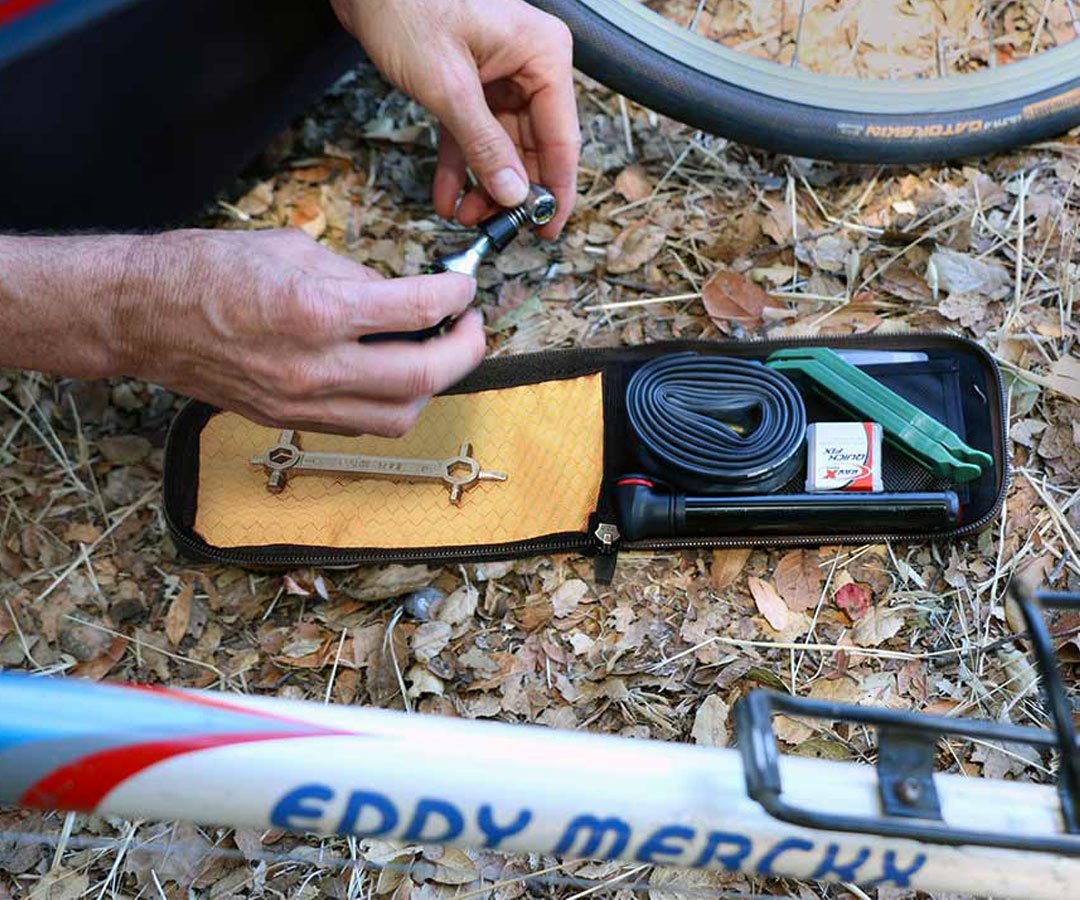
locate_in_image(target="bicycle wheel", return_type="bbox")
[530,0,1080,162]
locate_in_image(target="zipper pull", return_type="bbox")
[592,522,621,585]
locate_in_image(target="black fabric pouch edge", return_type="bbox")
[162,331,1009,582]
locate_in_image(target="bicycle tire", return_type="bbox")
[530,0,1080,163]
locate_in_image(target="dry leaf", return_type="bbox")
[648,867,724,900]
[938,290,990,329]
[606,221,666,274]
[366,843,419,894]
[293,164,333,184]
[98,434,152,465]
[495,243,548,276]
[808,234,854,273]
[232,829,267,862]
[848,546,895,595]
[943,548,968,589]
[972,739,1040,779]
[614,163,653,201]
[278,623,328,663]
[362,120,426,144]
[773,549,822,612]
[928,248,1010,299]
[702,270,778,329]
[1038,423,1076,461]
[834,581,872,620]
[405,664,444,699]
[810,676,862,707]
[63,523,101,544]
[30,869,90,900]
[690,695,729,747]
[367,625,409,707]
[792,737,855,761]
[124,822,211,889]
[777,678,863,746]
[1046,355,1080,402]
[437,585,479,626]
[1011,417,1047,448]
[852,605,904,646]
[70,636,126,681]
[748,576,788,631]
[515,599,553,631]
[165,582,193,647]
[429,847,478,885]
[236,180,274,216]
[710,548,751,590]
[1004,589,1027,636]
[288,196,327,239]
[551,579,589,617]
[774,714,813,744]
[282,573,310,597]
[0,545,26,578]
[569,633,594,655]
[351,565,433,602]
[411,620,451,662]
[474,560,516,581]
[771,610,811,643]
[761,196,804,244]
[612,606,635,631]
[999,647,1039,698]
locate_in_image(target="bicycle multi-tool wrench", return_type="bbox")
[362,183,556,343]
[250,430,507,505]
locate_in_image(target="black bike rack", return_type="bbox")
[735,585,1080,855]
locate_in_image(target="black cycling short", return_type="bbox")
[0,0,361,230]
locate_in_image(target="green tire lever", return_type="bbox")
[766,347,993,483]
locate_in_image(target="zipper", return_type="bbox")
[163,330,1009,569]
[164,521,594,569]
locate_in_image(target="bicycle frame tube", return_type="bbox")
[0,673,1077,897]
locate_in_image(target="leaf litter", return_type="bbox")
[1,23,1079,899]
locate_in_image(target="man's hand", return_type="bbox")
[331,0,580,239]
[0,230,485,436]
[0,0,581,437]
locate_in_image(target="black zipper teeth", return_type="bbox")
[165,528,592,568]
[164,329,1009,566]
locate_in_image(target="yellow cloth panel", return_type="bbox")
[194,373,604,549]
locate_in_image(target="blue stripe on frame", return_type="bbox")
[0,673,301,745]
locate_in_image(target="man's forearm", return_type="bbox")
[0,234,142,379]
[0,226,490,436]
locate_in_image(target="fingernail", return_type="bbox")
[490,168,528,206]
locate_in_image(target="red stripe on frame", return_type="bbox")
[20,732,324,812]
[0,0,59,27]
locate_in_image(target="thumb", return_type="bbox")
[437,75,529,208]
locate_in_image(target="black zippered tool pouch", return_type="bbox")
[163,332,1008,582]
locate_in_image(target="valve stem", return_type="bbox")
[430,183,556,278]
[361,184,558,343]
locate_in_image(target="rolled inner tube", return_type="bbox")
[625,353,806,494]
